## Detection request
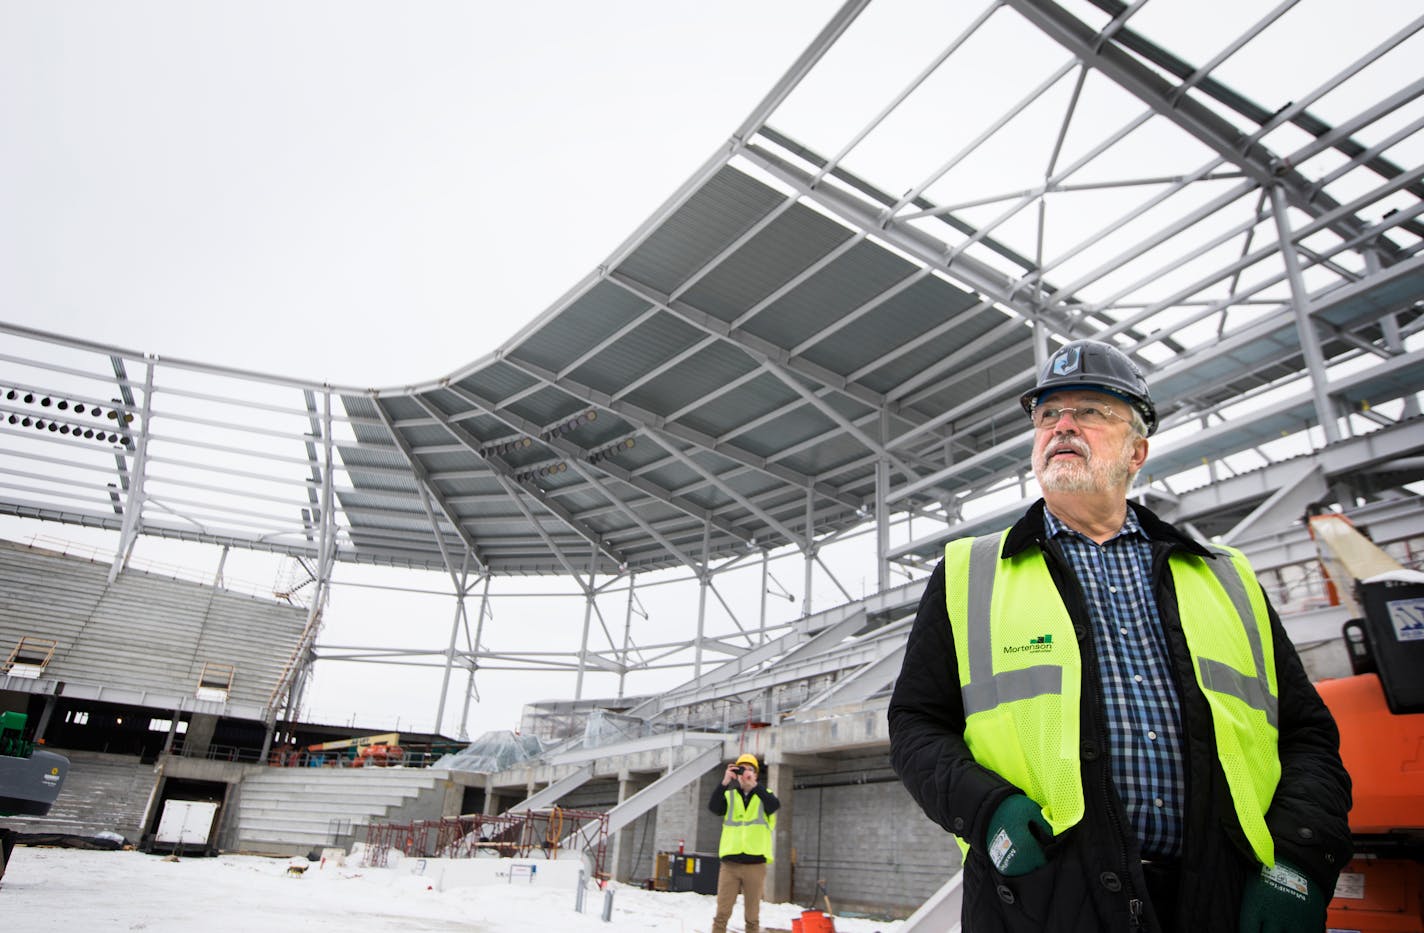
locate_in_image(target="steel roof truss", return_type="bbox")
[814,0,1004,193]
[502,354,861,511]
[371,398,489,572]
[440,382,752,545]
[564,460,701,573]
[605,270,893,416]
[1006,0,1412,257]
[642,429,802,545]
[891,57,1081,220]
[411,393,623,567]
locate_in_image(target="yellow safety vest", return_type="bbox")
[718,789,776,861]
[945,531,1280,865]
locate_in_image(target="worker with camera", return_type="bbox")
[708,753,780,933]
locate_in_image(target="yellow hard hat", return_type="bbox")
[734,753,760,770]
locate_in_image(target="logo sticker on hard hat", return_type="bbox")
[1050,346,1081,376]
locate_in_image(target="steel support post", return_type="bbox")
[618,572,636,699]
[264,389,337,761]
[759,548,770,645]
[802,487,814,618]
[1367,249,1421,418]
[213,546,229,588]
[108,360,156,583]
[1032,312,1051,371]
[1268,184,1341,444]
[575,542,597,699]
[695,523,711,679]
[434,554,471,737]
[876,460,890,595]
[459,574,492,740]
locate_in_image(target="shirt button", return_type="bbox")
[1148,731,1158,740]
[1109,585,1118,593]
[1119,626,1129,636]
[1134,674,1143,683]
[1153,798,1164,808]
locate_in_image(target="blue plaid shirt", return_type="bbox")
[1044,507,1185,859]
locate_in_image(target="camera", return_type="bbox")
[730,766,747,775]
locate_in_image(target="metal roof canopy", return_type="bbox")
[331,0,1424,577]
[2,0,1423,726]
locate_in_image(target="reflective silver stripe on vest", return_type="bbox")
[723,791,770,828]
[961,534,1063,717]
[1198,547,1278,729]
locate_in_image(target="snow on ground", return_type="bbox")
[0,846,908,932]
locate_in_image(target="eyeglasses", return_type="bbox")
[1029,403,1129,430]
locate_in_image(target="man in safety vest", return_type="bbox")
[708,753,779,933]
[888,340,1352,932]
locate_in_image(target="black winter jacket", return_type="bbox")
[887,500,1351,933]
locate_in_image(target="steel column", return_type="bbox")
[759,548,770,645]
[263,389,337,760]
[618,572,636,699]
[803,487,814,618]
[575,542,597,699]
[459,574,491,740]
[434,554,472,736]
[1268,184,1341,444]
[108,360,155,582]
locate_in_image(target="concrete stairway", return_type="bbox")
[230,766,453,856]
[0,749,155,842]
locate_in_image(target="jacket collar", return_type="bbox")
[1002,498,1213,559]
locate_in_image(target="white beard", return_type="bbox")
[1034,433,1137,494]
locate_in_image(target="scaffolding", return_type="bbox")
[361,809,610,879]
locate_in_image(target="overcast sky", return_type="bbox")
[1,1,836,387]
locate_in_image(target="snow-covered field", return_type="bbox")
[0,846,907,932]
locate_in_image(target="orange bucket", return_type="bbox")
[800,909,836,933]
[790,920,803,933]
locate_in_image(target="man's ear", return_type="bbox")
[1130,435,1149,472]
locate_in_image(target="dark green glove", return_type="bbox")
[1239,858,1326,933]
[986,794,1051,876]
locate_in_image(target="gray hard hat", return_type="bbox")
[1019,340,1157,435]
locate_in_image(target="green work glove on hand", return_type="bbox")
[986,794,1052,876]
[1238,858,1326,933]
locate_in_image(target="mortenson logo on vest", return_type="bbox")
[1002,634,1054,654]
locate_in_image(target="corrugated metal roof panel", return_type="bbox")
[621,341,760,420]
[510,280,654,373]
[742,238,922,353]
[619,166,788,299]
[561,311,704,397]
[799,273,985,383]
[680,200,857,324]
[675,372,800,439]
[452,360,542,406]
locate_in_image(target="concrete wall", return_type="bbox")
[655,768,722,859]
[789,772,959,917]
